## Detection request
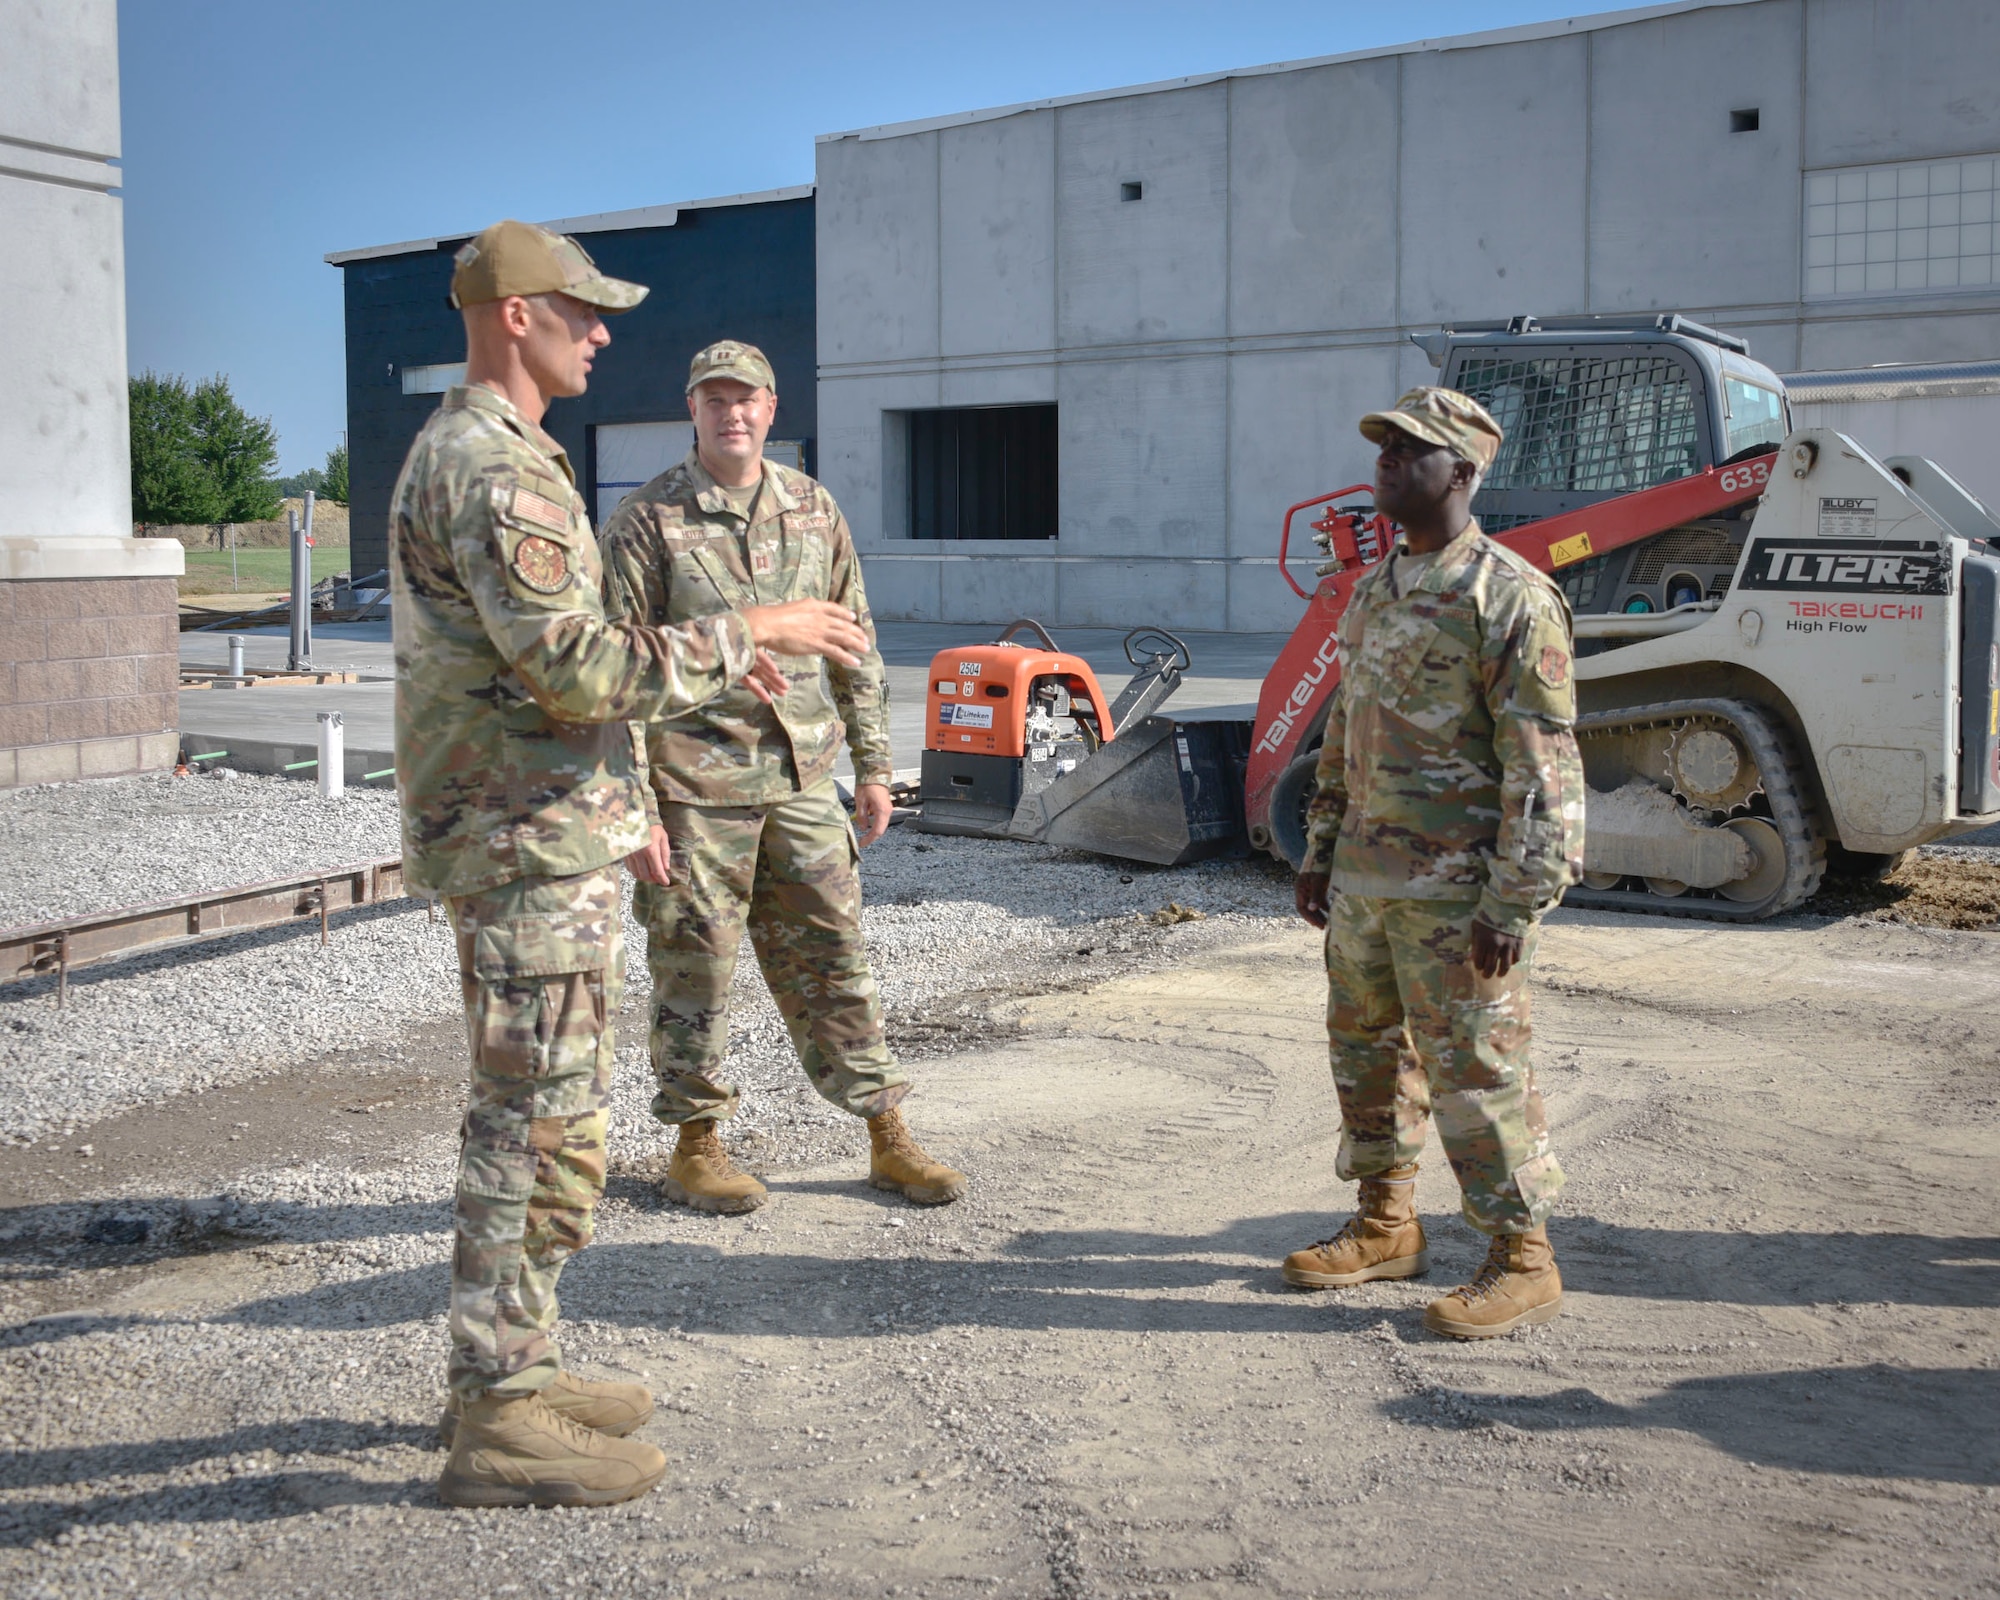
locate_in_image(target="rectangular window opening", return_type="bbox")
[1804,150,2000,299]
[1120,181,1143,202]
[905,405,1057,541]
[401,361,465,396]
[1730,108,1760,133]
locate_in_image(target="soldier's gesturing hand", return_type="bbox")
[742,650,790,703]
[1294,870,1332,929]
[742,600,869,667]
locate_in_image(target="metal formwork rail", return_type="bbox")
[0,857,415,1003]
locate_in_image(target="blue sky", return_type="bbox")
[119,0,1591,473]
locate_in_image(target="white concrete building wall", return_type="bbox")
[2,0,183,790]
[0,0,137,549]
[818,0,2000,632]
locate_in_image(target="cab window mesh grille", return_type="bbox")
[1456,355,1700,494]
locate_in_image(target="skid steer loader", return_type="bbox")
[917,314,2000,920]
[1246,314,2000,919]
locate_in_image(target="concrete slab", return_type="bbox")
[178,621,1292,788]
[179,620,395,677]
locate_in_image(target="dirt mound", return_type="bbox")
[1811,852,2000,929]
[139,498,349,550]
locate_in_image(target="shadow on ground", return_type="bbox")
[1383,1361,1999,1485]
[0,1420,434,1546]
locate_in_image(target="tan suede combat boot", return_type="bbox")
[436,1390,667,1508]
[660,1120,768,1214]
[866,1107,967,1204]
[1281,1164,1429,1287]
[437,1368,654,1447]
[1423,1224,1563,1338]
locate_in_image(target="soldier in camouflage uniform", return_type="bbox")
[393,224,868,1506]
[1282,387,1585,1339]
[601,340,966,1214]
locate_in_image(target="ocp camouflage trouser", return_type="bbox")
[636,780,907,1126]
[443,868,619,1400]
[1324,893,1564,1235]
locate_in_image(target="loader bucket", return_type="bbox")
[1006,715,1252,866]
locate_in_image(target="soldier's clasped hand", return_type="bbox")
[1294,870,1333,929]
[741,600,869,667]
[1468,919,1524,979]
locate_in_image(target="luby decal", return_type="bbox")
[1739,538,1950,596]
[936,703,995,729]
[1255,629,1340,756]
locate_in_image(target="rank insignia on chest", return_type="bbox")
[751,549,777,576]
[512,534,573,594]
[510,486,570,532]
[1536,644,1571,689]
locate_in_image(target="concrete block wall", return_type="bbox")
[818,0,2000,633]
[0,578,180,786]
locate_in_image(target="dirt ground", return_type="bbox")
[1,904,1997,1599]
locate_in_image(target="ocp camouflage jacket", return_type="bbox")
[1300,522,1585,936]
[389,385,754,898]
[599,451,893,809]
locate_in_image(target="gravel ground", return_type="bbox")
[1,903,1995,1597]
[0,772,402,927]
[0,771,1293,1148]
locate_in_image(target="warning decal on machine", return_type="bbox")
[1549,530,1595,567]
[936,703,995,728]
[1739,537,1950,595]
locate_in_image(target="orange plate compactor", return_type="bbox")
[917,620,1252,865]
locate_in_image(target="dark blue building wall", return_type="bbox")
[339,194,817,578]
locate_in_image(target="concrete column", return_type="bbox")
[0,0,187,788]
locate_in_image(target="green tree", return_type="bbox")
[278,468,328,499]
[190,375,282,522]
[322,444,349,504]
[129,373,222,526]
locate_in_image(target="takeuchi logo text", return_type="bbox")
[1257,630,1340,755]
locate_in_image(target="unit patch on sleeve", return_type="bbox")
[511,534,572,594]
[510,486,570,533]
[1535,644,1571,689]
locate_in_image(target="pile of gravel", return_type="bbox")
[0,773,1294,1148]
[0,770,402,927]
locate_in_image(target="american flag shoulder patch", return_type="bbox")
[510,486,570,533]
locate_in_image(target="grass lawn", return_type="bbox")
[178,545,350,596]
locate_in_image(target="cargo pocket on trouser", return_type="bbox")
[448,870,620,1395]
[750,784,906,1119]
[1326,896,1430,1178]
[1392,902,1557,1233]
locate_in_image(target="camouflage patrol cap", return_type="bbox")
[1359,386,1504,470]
[449,220,647,313]
[686,339,776,395]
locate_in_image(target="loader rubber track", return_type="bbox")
[1566,696,1825,923]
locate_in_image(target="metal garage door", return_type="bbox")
[592,422,811,528]
[593,421,694,528]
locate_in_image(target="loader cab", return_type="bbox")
[1424,314,1788,617]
